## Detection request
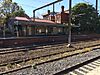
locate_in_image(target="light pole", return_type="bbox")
[67,0,72,47]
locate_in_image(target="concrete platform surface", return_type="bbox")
[86,66,100,75]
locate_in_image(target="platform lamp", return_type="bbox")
[14,21,19,37]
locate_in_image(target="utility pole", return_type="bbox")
[67,0,72,47]
[33,10,35,21]
[53,4,55,16]
[53,4,55,21]
[96,0,98,12]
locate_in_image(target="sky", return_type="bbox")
[12,0,100,18]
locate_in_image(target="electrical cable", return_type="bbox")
[17,3,36,8]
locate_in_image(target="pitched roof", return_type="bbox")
[15,17,56,24]
[33,19,56,24]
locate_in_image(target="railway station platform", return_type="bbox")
[86,66,100,75]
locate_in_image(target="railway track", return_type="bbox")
[0,43,66,54]
[0,45,100,74]
[0,40,100,66]
[54,54,100,75]
[0,40,100,74]
[0,39,100,55]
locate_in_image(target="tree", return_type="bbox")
[0,0,26,26]
[96,15,100,33]
[0,0,27,37]
[12,6,25,17]
[72,3,98,33]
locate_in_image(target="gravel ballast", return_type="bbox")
[5,49,100,75]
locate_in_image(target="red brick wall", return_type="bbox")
[0,36,67,47]
[61,13,69,24]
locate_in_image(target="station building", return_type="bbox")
[8,6,69,37]
[8,17,67,37]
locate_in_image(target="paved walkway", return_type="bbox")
[86,66,100,75]
[67,59,100,75]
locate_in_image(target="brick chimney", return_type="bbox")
[61,6,64,13]
[51,16,55,22]
[48,10,50,15]
[61,6,65,24]
[50,10,55,22]
[48,10,55,22]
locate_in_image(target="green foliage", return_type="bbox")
[72,3,99,33]
[0,0,25,25]
[12,8,25,17]
[7,63,13,69]
[96,15,100,33]
[32,63,37,69]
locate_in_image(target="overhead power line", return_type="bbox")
[33,0,63,11]
[18,3,36,8]
[82,0,93,5]
[33,0,49,4]
[82,0,89,3]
